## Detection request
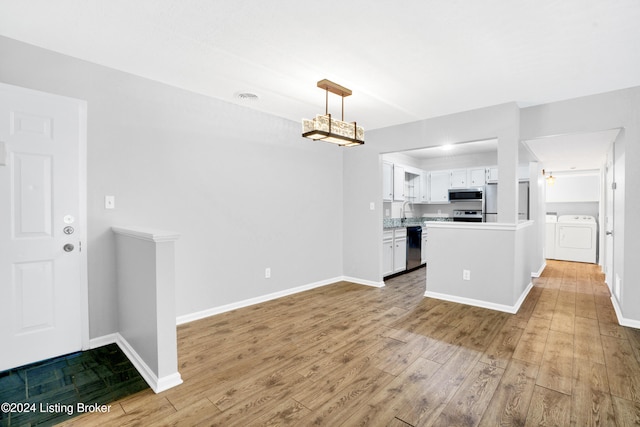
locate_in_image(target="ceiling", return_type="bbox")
[523,129,620,172]
[402,138,498,160]
[0,1,638,170]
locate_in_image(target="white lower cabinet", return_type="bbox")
[383,228,407,277]
[394,235,407,274]
[382,230,394,277]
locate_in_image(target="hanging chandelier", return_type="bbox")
[302,79,364,147]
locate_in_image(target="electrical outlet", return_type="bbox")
[463,269,471,281]
[265,268,271,279]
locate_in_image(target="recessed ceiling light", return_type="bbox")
[234,92,259,102]
[441,144,453,151]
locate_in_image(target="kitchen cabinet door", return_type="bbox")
[487,167,499,183]
[419,171,429,203]
[382,237,394,277]
[405,172,420,202]
[518,164,530,181]
[469,168,486,186]
[428,171,450,203]
[450,169,468,188]
[393,165,405,201]
[382,161,393,201]
[393,237,407,273]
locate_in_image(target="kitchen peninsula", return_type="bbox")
[424,219,537,313]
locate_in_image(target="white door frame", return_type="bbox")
[604,142,615,295]
[1,82,89,352]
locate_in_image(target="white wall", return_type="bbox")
[0,36,345,338]
[546,173,600,203]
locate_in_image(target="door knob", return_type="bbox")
[63,243,74,252]
[606,231,613,236]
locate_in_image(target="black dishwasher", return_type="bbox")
[406,226,422,270]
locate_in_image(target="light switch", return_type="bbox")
[369,202,375,211]
[105,195,115,209]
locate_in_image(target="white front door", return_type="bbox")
[0,83,87,371]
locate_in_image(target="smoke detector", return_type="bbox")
[234,92,259,102]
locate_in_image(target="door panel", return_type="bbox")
[0,83,86,371]
[13,153,53,237]
[13,261,54,334]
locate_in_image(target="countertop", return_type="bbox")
[383,217,453,229]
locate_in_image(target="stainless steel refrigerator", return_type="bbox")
[484,183,498,222]
[483,181,529,222]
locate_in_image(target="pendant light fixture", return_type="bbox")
[543,169,556,185]
[302,79,364,147]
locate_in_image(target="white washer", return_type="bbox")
[555,215,597,263]
[545,215,557,259]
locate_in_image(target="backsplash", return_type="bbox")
[383,216,453,228]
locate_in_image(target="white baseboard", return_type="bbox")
[341,276,385,288]
[177,276,343,325]
[114,333,182,393]
[177,275,384,325]
[611,296,640,330]
[88,333,182,393]
[513,282,534,313]
[532,262,546,278]
[89,333,118,349]
[425,281,534,315]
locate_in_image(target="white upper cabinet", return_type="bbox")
[419,171,429,203]
[429,170,450,203]
[382,161,393,201]
[450,169,468,188]
[405,171,421,202]
[469,168,487,187]
[393,164,405,201]
[486,167,499,183]
[483,166,528,183]
[518,164,530,181]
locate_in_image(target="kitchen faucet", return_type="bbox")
[401,200,411,221]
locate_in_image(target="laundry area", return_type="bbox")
[546,214,597,263]
[542,170,601,264]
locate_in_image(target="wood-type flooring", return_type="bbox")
[60,260,640,426]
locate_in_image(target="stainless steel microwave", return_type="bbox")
[448,188,483,202]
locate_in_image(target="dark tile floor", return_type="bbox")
[0,344,148,426]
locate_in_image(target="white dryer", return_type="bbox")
[555,215,597,263]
